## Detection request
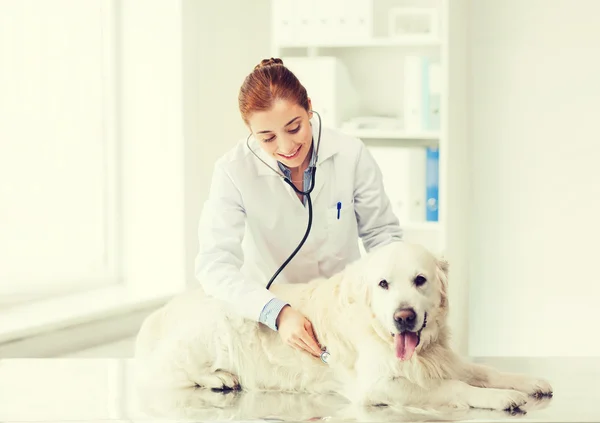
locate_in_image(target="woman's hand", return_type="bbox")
[276,305,322,357]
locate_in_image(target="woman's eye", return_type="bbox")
[288,125,300,134]
[263,136,275,143]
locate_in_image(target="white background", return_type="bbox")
[1,0,599,357]
[468,0,600,356]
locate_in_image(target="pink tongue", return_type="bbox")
[395,332,418,361]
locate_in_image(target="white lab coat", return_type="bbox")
[194,122,403,321]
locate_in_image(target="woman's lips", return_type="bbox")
[278,145,301,159]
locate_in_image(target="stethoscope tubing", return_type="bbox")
[246,111,323,289]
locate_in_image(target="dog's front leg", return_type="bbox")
[344,352,403,406]
[426,378,533,411]
[457,360,553,398]
[345,351,435,407]
[346,374,530,411]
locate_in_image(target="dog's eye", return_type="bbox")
[414,275,427,286]
[379,279,389,290]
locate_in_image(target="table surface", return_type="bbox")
[0,356,597,422]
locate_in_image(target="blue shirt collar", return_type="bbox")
[276,141,316,177]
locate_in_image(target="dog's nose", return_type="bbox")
[394,308,416,331]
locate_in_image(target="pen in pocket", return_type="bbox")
[337,202,342,220]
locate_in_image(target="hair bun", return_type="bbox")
[254,57,284,70]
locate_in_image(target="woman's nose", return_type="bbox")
[277,137,296,154]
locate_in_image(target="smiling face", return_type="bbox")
[365,242,449,361]
[247,98,314,171]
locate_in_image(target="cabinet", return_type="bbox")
[270,0,469,352]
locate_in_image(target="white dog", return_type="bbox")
[135,242,552,411]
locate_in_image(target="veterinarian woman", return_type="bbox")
[195,58,403,358]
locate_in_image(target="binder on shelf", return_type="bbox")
[425,147,439,222]
[404,56,441,131]
[272,0,296,46]
[272,0,373,46]
[281,56,359,128]
[368,146,411,224]
[403,56,422,131]
[426,61,441,131]
[408,148,426,222]
[368,146,429,225]
[338,0,373,41]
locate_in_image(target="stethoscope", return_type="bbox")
[246,110,323,290]
[246,111,330,364]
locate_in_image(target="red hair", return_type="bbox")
[238,58,310,125]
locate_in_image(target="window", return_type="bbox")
[0,1,188,347]
[0,0,119,306]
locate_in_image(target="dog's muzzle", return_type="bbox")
[390,311,428,361]
[393,307,417,332]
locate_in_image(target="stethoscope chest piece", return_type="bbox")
[320,348,331,364]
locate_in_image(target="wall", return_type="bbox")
[182,0,272,287]
[119,0,187,296]
[444,0,470,355]
[468,0,600,356]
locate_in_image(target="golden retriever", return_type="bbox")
[134,242,552,411]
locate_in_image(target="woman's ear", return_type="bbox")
[307,97,313,119]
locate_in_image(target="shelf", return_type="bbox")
[277,36,441,49]
[343,128,440,142]
[342,128,440,148]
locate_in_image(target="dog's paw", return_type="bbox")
[504,375,553,398]
[521,394,553,413]
[196,370,240,391]
[469,388,529,411]
[212,370,241,391]
[520,377,553,398]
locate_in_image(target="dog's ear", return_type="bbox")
[436,257,449,309]
[338,264,372,308]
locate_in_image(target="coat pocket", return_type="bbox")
[325,199,357,259]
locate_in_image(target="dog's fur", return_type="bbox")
[135,242,552,411]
